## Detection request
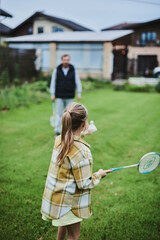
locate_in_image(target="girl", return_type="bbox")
[41,102,112,240]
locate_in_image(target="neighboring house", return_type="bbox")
[0,23,12,38]
[10,11,92,37]
[5,30,132,80]
[0,9,13,44]
[102,18,160,79]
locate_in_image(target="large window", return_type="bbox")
[52,26,64,32]
[141,32,157,46]
[56,43,103,73]
[38,27,44,34]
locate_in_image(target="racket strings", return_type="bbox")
[138,153,160,173]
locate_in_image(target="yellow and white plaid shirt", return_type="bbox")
[41,135,102,219]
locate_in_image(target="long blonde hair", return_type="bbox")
[57,102,88,165]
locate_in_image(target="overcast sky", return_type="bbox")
[1,0,160,31]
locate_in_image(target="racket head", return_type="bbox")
[138,152,160,174]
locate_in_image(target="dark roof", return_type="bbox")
[102,18,160,31]
[12,11,92,32]
[0,23,12,35]
[102,23,141,31]
[133,18,160,28]
[0,9,12,17]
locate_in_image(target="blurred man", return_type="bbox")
[50,54,82,136]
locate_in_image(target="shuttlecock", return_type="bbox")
[88,120,97,133]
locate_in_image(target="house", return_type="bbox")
[10,11,92,37]
[4,11,160,80]
[0,9,13,44]
[102,18,160,79]
[5,30,132,80]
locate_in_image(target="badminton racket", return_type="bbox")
[107,152,160,174]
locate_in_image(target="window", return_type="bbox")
[38,27,44,34]
[141,32,146,46]
[52,26,64,32]
[28,27,33,34]
[141,32,157,45]
[56,43,103,73]
[151,32,156,41]
[147,32,152,42]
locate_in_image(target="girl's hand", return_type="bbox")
[83,121,92,135]
[83,129,92,135]
[98,169,113,178]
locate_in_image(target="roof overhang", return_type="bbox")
[5,30,133,43]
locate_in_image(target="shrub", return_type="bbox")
[125,83,155,93]
[82,78,111,92]
[155,82,160,93]
[0,69,10,88]
[28,81,49,92]
[0,91,19,110]
[0,81,49,110]
[13,78,21,86]
[114,85,126,91]
[37,70,52,88]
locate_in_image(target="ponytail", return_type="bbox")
[57,102,88,166]
[57,111,74,165]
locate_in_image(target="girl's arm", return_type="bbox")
[71,158,109,190]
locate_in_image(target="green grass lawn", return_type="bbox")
[0,88,160,240]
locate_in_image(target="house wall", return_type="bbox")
[103,42,113,79]
[13,22,33,36]
[132,23,160,46]
[8,41,114,80]
[33,17,72,34]
[54,42,106,79]
[50,43,57,70]
[127,46,160,75]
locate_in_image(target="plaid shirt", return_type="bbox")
[41,135,102,219]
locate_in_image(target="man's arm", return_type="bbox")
[50,68,57,101]
[75,70,82,100]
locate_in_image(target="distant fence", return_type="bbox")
[0,46,38,87]
[128,77,160,86]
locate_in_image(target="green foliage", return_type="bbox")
[155,81,160,93]
[13,78,21,86]
[0,81,49,110]
[125,83,155,92]
[14,63,20,79]
[113,85,126,91]
[0,69,10,87]
[37,70,52,88]
[82,78,112,92]
[0,89,160,240]
[113,82,157,93]
[28,81,49,92]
